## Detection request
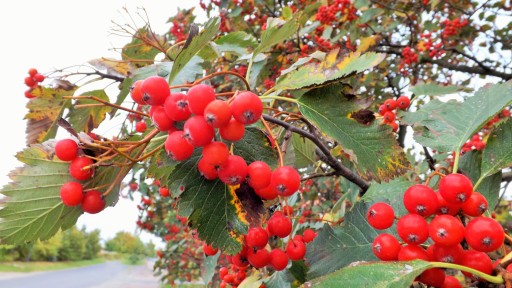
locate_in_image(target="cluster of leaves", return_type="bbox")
[1,0,512,287]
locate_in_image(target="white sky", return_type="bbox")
[0,1,201,248]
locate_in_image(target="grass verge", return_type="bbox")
[0,258,105,273]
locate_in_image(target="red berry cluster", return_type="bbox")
[208,218,317,287]
[461,134,486,153]
[377,96,411,132]
[54,138,105,214]
[417,32,445,59]
[24,68,45,99]
[367,173,504,287]
[315,0,358,25]
[399,46,419,72]
[441,18,469,39]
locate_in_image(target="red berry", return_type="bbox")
[219,118,245,142]
[439,173,473,203]
[302,229,317,243]
[24,90,35,99]
[436,192,461,215]
[55,139,79,161]
[396,213,429,245]
[204,99,232,128]
[246,227,268,249]
[151,106,175,131]
[378,104,388,116]
[198,157,219,180]
[128,182,138,191]
[372,233,401,261]
[187,84,216,115]
[24,76,36,87]
[429,215,465,246]
[159,187,170,197]
[419,268,445,288]
[383,99,397,110]
[135,121,147,133]
[69,156,94,181]
[366,202,395,230]
[247,248,270,268]
[183,115,215,147]
[130,80,145,105]
[383,111,396,123]
[203,243,219,256]
[202,141,230,168]
[397,244,429,261]
[218,155,248,185]
[81,190,105,214]
[432,243,464,263]
[28,68,38,77]
[286,238,306,261]
[255,185,278,200]
[33,73,45,83]
[247,161,272,190]
[460,250,493,279]
[267,213,292,238]
[270,166,301,196]
[396,96,410,110]
[164,92,191,121]
[465,216,504,252]
[389,122,399,132]
[441,275,462,288]
[141,76,170,106]
[403,184,438,217]
[461,191,488,216]
[165,131,194,161]
[269,248,288,271]
[230,91,263,125]
[282,205,293,216]
[60,182,83,206]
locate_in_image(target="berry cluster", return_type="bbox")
[55,138,105,214]
[367,173,504,287]
[24,68,45,99]
[377,96,411,132]
[399,46,419,72]
[417,32,445,59]
[315,0,358,26]
[441,18,469,39]
[461,134,486,153]
[208,218,317,287]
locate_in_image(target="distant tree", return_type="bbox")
[83,228,101,260]
[32,231,62,261]
[58,226,86,261]
[105,231,146,255]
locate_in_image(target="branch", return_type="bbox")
[262,114,370,194]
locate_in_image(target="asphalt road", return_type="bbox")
[0,260,160,288]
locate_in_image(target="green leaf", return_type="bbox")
[282,6,293,20]
[253,15,300,57]
[289,260,308,284]
[410,82,472,96]
[309,260,432,287]
[402,82,512,152]
[69,90,112,133]
[215,32,258,56]
[25,86,76,145]
[274,50,386,91]
[480,120,512,179]
[298,84,411,182]
[307,177,412,279]
[233,127,279,168]
[111,77,133,117]
[291,133,317,168]
[0,145,82,244]
[266,270,293,288]
[168,18,220,84]
[201,252,220,285]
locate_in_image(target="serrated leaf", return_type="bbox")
[88,58,134,77]
[291,133,317,168]
[168,18,220,84]
[69,90,112,133]
[480,120,512,179]
[0,145,82,244]
[122,29,164,68]
[253,15,300,57]
[232,127,279,168]
[25,86,77,145]
[307,177,412,279]
[402,82,512,152]
[308,260,432,287]
[274,49,385,91]
[298,84,410,182]
[215,31,258,56]
[410,82,472,96]
[266,270,293,288]
[239,273,264,288]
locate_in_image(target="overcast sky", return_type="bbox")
[0,1,201,247]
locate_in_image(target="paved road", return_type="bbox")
[0,260,160,288]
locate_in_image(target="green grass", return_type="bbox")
[0,258,105,273]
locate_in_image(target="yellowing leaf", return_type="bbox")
[356,35,381,53]
[88,58,135,77]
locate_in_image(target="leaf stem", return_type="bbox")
[259,95,298,104]
[473,175,485,190]
[452,149,461,173]
[246,56,254,85]
[429,262,504,284]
